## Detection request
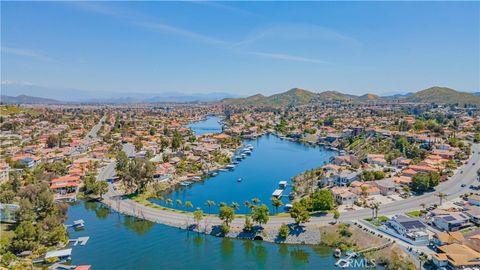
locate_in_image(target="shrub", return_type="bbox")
[278,223,289,239]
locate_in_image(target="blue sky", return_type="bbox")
[1,1,479,96]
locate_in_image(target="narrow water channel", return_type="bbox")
[151,116,336,214]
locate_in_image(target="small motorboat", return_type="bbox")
[226,164,235,170]
[334,248,342,258]
[192,176,201,182]
[237,178,242,182]
[210,171,219,176]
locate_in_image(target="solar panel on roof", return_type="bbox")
[443,216,456,222]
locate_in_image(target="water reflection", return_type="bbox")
[84,200,111,219]
[123,216,154,235]
[291,248,310,264]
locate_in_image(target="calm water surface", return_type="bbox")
[188,115,224,135]
[152,116,336,214]
[67,201,338,269]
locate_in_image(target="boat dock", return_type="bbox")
[272,189,283,198]
[66,219,85,229]
[69,236,90,246]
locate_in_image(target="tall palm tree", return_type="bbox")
[252,198,261,205]
[176,199,183,208]
[418,254,428,269]
[244,201,251,214]
[166,198,173,207]
[231,202,239,211]
[437,192,446,205]
[206,200,215,215]
[185,201,193,210]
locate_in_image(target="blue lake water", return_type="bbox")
[65,117,350,269]
[151,117,336,214]
[67,201,338,269]
[188,115,224,135]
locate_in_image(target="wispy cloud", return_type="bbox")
[1,80,34,86]
[1,46,54,62]
[188,1,260,18]
[67,2,352,65]
[138,22,227,46]
[246,51,330,64]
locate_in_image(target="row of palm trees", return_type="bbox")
[156,194,285,216]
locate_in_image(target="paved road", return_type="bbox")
[100,143,480,229]
[85,115,106,143]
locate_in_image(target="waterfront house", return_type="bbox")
[330,186,358,205]
[386,215,429,244]
[334,170,359,186]
[50,176,79,195]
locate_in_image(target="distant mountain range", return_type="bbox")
[2,84,479,106]
[221,86,480,107]
[1,83,238,104]
[1,95,62,104]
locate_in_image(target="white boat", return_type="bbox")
[226,164,235,170]
[192,176,201,182]
[237,178,242,182]
[334,248,342,258]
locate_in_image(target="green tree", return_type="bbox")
[251,204,269,227]
[93,181,109,199]
[134,137,143,152]
[219,206,235,226]
[11,221,37,252]
[243,216,253,232]
[271,197,283,215]
[333,210,340,224]
[278,223,289,239]
[311,190,334,211]
[193,209,203,233]
[290,202,310,225]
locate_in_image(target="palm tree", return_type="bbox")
[271,197,283,215]
[176,199,183,208]
[185,201,193,210]
[244,201,251,214]
[369,204,376,219]
[206,200,215,215]
[374,203,379,218]
[157,195,164,201]
[437,192,446,205]
[418,254,428,269]
[219,202,227,208]
[231,202,239,211]
[252,198,260,205]
[165,198,173,207]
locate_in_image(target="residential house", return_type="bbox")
[386,215,429,244]
[330,186,358,205]
[431,243,480,269]
[432,231,465,246]
[373,178,396,195]
[387,215,429,244]
[433,211,471,232]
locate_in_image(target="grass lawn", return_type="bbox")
[406,210,423,217]
[365,216,389,227]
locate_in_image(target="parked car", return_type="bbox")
[461,184,466,187]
